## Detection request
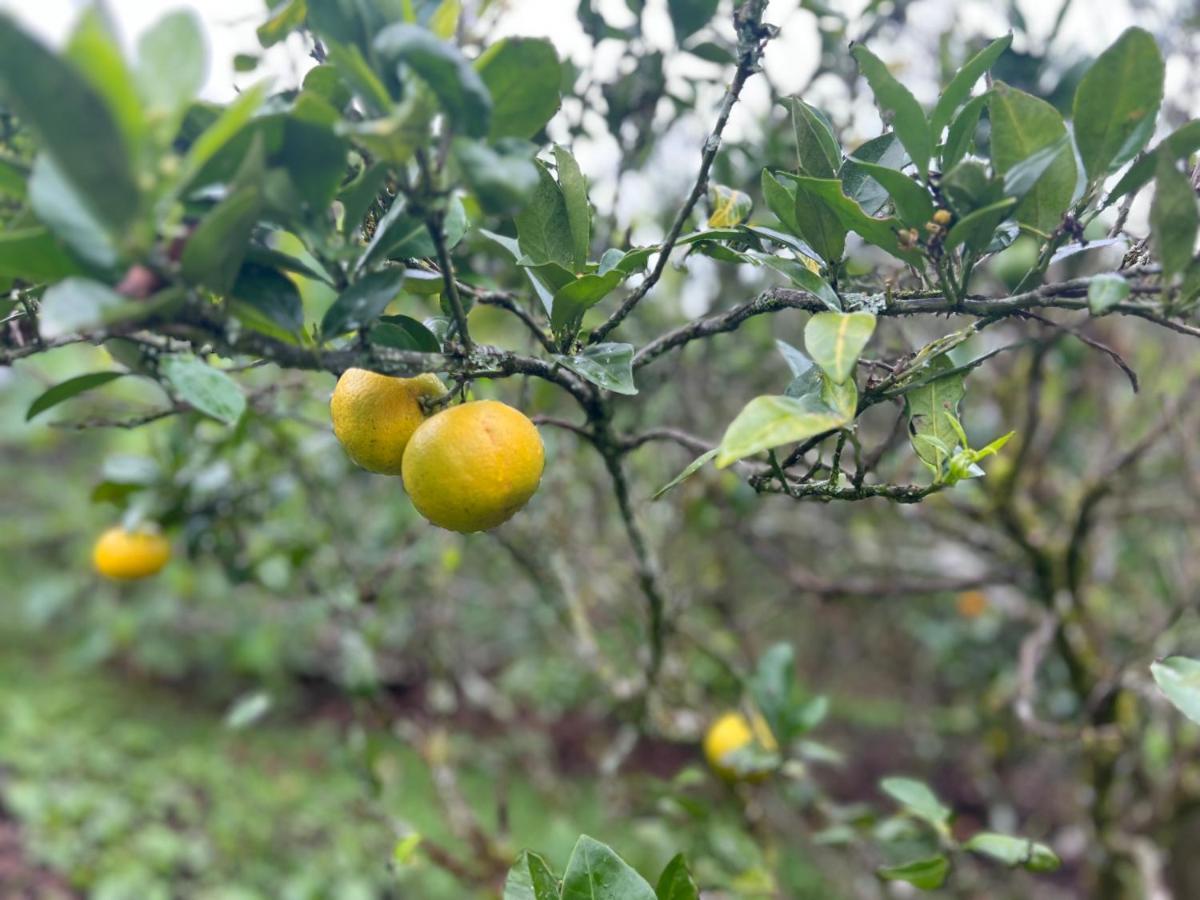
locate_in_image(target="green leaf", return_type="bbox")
[280,93,351,209]
[965,833,1060,872]
[788,178,847,265]
[322,269,407,337]
[360,194,468,268]
[516,162,577,270]
[137,10,207,130]
[504,850,560,900]
[181,184,263,294]
[374,24,491,138]
[668,0,720,43]
[29,154,119,269]
[850,44,932,179]
[224,691,272,730]
[716,391,853,468]
[776,339,812,377]
[557,342,637,395]
[653,448,719,500]
[0,227,83,282]
[804,311,876,384]
[159,354,246,425]
[0,14,140,230]
[37,278,162,339]
[174,82,269,193]
[561,836,656,900]
[477,37,561,140]
[707,184,753,228]
[1106,120,1200,207]
[1151,156,1198,280]
[1088,273,1130,314]
[1073,27,1164,182]
[943,197,1016,253]
[877,856,949,890]
[782,174,922,266]
[555,145,591,272]
[841,132,908,215]
[761,169,801,235]
[930,34,1012,134]
[757,256,840,311]
[230,264,304,339]
[65,12,146,163]
[988,83,1076,234]
[326,40,396,116]
[257,0,307,48]
[26,372,127,421]
[338,161,389,235]
[747,643,805,743]
[846,160,933,226]
[788,98,841,179]
[1001,135,1072,203]
[655,854,699,900]
[942,92,988,170]
[370,314,442,352]
[903,355,966,472]
[1151,656,1200,726]
[550,270,624,337]
[454,138,540,214]
[880,777,952,829]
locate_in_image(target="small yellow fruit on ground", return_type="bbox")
[956,589,989,619]
[703,711,778,781]
[330,369,446,475]
[401,400,544,532]
[93,526,171,580]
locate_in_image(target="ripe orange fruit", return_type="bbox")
[330,369,446,475]
[401,400,544,532]
[956,590,989,619]
[703,711,778,781]
[93,526,171,579]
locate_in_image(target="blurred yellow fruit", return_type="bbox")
[401,400,544,532]
[93,526,171,580]
[956,590,989,619]
[330,369,446,475]
[703,711,778,781]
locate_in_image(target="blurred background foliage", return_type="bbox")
[3,0,1200,898]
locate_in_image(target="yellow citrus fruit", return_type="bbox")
[703,711,778,781]
[401,400,544,532]
[93,526,171,580]
[330,369,446,475]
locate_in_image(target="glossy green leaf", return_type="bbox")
[175,82,269,192]
[989,83,1075,234]
[1151,656,1200,726]
[550,270,624,336]
[516,163,576,270]
[504,850,560,900]
[881,777,952,828]
[374,24,491,138]
[454,138,540,214]
[653,448,719,500]
[707,184,753,228]
[280,93,350,209]
[788,98,841,179]
[554,145,591,271]
[360,194,468,268]
[1151,156,1198,280]
[0,227,83,282]
[655,854,699,900]
[668,0,720,43]
[965,833,1060,872]
[181,184,263,294]
[230,264,304,339]
[941,92,988,169]
[1088,273,1130,314]
[943,197,1016,252]
[841,132,908,216]
[1106,120,1200,207]
[757,256,840,311]
[930,34,1012,134]
[903,355,966,471]
[257,0,307,48]
[762,169,801,235]
[1001,135,1072,202]
[338,161,389,235]
[557,342,637,395]
[716,391,853,468]
[477,37,561,140]
[65,11,146,161]
[26,372,127,421]
[37,278,161,339]
[1073,27,1164,182]
[783,174,923,266]
[847,160,933,226]
[370,314,442,353]
[877,855,949,890]
[561,835,656,900]
[322,269,407,337]
[850,44,932,178]
[159,354,246,425]
[804,311,875,384]
[0,14,139,230]
[137,10,207,129]
[29,154,119,269]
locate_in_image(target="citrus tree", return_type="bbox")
[3,0,1200,897]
